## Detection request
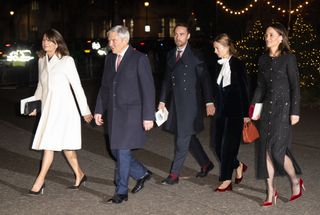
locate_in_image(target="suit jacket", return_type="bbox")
[159,43,213,135]
[214,56,249,118]
[95,46,155,150]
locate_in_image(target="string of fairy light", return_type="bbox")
[216,0,312,16]
[215,1,319,88]
[235,17,320,88]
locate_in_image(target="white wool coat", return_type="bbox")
[31,54,91,151]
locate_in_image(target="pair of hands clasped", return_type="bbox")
[93,101,307,130]
[158,102,216,117]
[29,110,94,123]
[158,102,251,124]
[94,114,154,131]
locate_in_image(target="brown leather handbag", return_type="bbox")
[242,121,259,144]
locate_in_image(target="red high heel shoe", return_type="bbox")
[235,163,248,184]
[289,178,305,202]
[214,182,232,192]
[262,191,278,207]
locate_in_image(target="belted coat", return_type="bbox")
[32,55,91,151]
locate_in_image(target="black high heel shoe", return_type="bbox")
[68,175,87,189]
[28,183,45,196]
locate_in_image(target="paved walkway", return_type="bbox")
[0,83,319,215]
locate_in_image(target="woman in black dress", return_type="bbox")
[212,34,250,192]
[251,23,303,207]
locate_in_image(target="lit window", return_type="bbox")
[31,0,39,11]
[130,19,134,37]
[158,18,165,38]
[169,18,176,37]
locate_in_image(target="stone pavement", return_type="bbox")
[0,83,319,215]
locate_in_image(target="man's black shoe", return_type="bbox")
[106,194,128,204]
[161,175,179,185]
[131,170,152,194]
[196,162,214,178]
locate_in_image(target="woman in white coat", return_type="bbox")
[28,29,93,195]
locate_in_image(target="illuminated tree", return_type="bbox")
[236,17,320,106]
[236,20,265,74]
[290,15,320,89]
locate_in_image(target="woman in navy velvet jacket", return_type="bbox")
[211,34,250,192]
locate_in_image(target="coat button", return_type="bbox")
[184,73,186,75]
[183,80,186,82]
[184,88,187,91]
[113,94,116,97]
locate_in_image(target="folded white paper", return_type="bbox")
[20,96,37,114]
[252,103,263,120]
[155,108,169,126]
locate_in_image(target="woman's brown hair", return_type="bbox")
[214,33,237,56]
[38,29,70,58]
[265,22,291,54]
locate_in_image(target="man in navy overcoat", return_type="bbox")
[95,25,155,204]
[159,23,215,185]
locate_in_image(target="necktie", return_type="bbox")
[176,50,182,62]
[116,55,122,71]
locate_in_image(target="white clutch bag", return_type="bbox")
[252,103,263,120]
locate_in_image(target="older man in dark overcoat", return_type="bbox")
[95,25,155,203]
[159,23,215,185]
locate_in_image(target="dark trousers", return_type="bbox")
[111,149,148,194]
[170,134,211,175]
[214,117,243,181]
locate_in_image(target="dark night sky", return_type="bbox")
[0,0,319,42]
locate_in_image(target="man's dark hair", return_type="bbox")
[174,23,190,33]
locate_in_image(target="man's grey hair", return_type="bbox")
[107,25,130,40]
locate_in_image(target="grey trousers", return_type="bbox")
[170,134,210,175]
